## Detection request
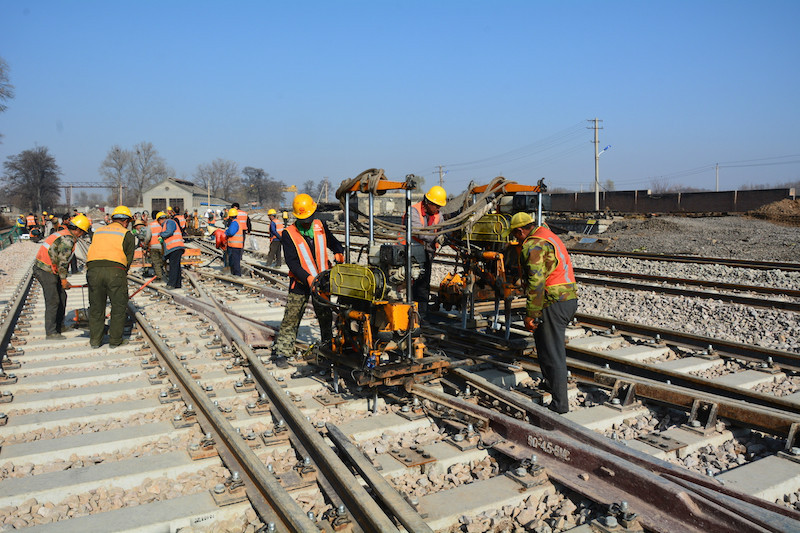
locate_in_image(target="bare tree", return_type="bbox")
[2,146,62,212]
[195,159,240,200]
[301,179,316,196]
[0,57,16,142]
[99,145,132,202]
[129,142,170,205]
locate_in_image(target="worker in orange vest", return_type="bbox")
[86,206,135,349]
[231,202,251,247]
[265,208,284,267]
[508,212,579,414]
[272,194,343,368]
[34,214,92,339]
[145,210,167,282]
[173,207,187,232]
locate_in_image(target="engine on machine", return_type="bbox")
[437,179,546,339]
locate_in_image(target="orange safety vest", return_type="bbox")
[175,214,186,230]
[26,215,37,227]
[285,220,329,285]
[235,210,248,233]
[399,201,441,246]
[161,219,185,254]
[270,220,284,242]
[87,222,129,266]
[529,225,576,286]
[228,218,245,248]
[149,220,162,247]
[36,229,74,275]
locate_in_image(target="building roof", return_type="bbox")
[145,178,229,206]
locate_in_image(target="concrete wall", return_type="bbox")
[549,188,796,213]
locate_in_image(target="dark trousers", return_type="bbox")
[166,248,184,288]
[228,246,243,276]
[534,298,578,414]
[87,265,128,347]
[265,239,282,267]
[412,252,433,307]
[33,268,66,336]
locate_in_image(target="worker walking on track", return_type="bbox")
[508,212,579,414]
[265,208,283,267]
[147,210,167,282]
[86,205,135,349]
[231,202,252,248]
[225,208,245,276]
[158,210,185,289]
[272,194,344,368]
[33,214,92,339]
[403,185,447,311]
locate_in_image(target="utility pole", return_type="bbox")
[715,163,719,192]
[588,118,603,211]
[437,166,445,187]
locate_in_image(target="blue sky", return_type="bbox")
[1,0,799,197]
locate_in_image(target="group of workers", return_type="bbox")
[33,183,578,413]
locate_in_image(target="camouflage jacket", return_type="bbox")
[519,235,578,318]
[36,233,77,279]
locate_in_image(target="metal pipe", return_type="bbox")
[406,182,414,363]
[368,191,374,246]
[344,193,351,263]
[326,423,434,533]
[537,190,543,227]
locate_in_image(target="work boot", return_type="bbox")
[272,355,290,369]
[46,333,66,340]
[110,339,130,349]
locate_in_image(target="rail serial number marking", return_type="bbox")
[527,435,571,461]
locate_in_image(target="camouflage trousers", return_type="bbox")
[149,248,166,282]
[273,291,332,358]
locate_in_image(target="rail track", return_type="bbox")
[1,238,800,532]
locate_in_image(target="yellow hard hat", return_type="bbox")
[425,186,447,207]
[167,206,173,211]
[502,212,535,239]
[228,208,238,218]
[292,194,317,219]
[267,209,277,216]
[48,214,54,219]
[43,211,48,215]
[111,205,132,219]
[156,211,167,220]
[69,214,91,232]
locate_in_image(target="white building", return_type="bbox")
[142,178,229,216]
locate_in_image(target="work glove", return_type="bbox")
[334,253,344,264]
[524,316,539,332]
[61,279,72,290]
[158,236,164,244]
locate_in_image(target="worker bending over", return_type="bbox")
[272,194,343,368]
[508,212,579,414]
[86,206,135,349]
[33,214,91,339]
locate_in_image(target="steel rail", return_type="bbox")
[573,313,800,372]
[325,422,434,533]
[182,274,401,532]
[427,319,800,434]
[0,263,33,357]
[442,368,800,531]
[129,302,318,532]
[575,274,800,312]
[570,250,800,272]
[575,267,800,299]
[410,382,794,533]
